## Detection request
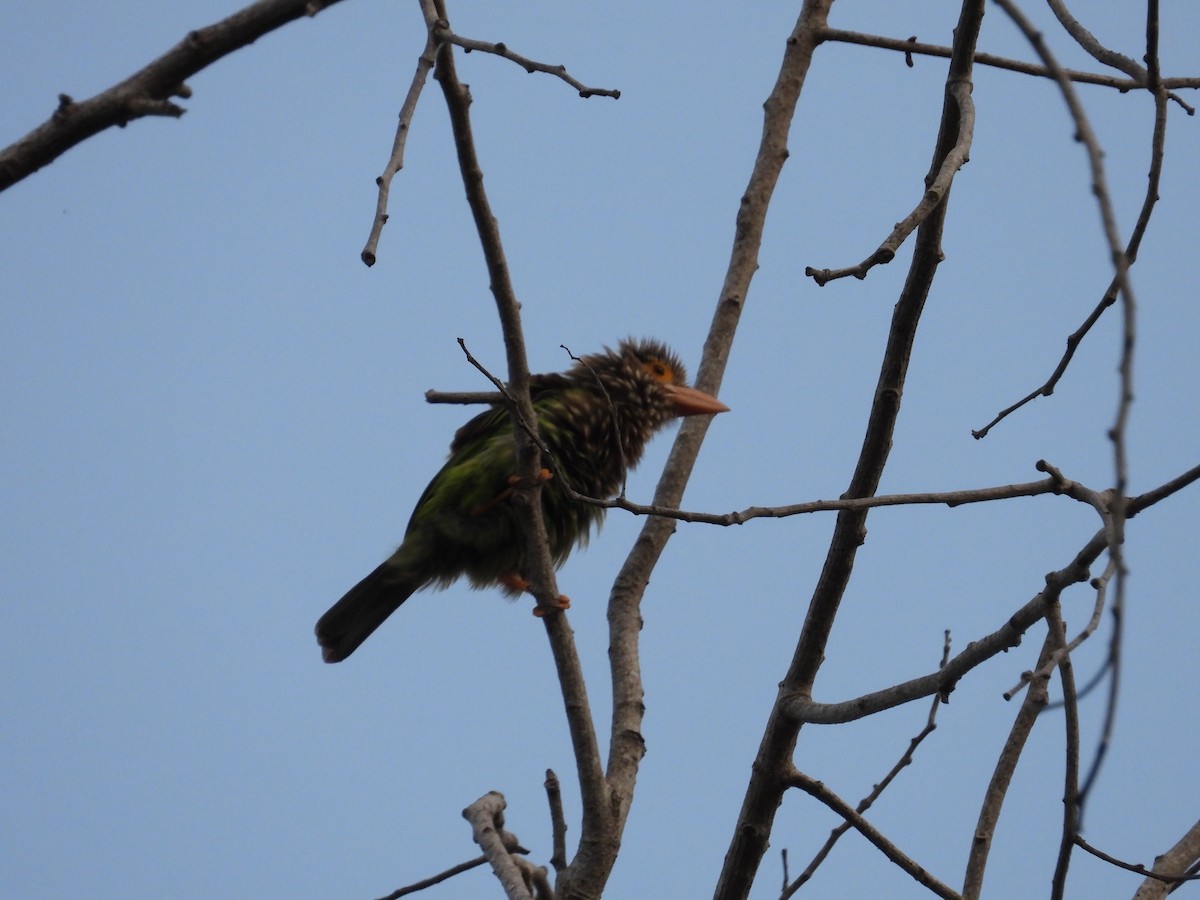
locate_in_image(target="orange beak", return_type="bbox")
[662,383,730,417]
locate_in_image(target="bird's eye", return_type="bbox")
[644,360,672,383]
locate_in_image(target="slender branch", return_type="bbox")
[994,1,1141,838]
[787,527,1105,725]
[0,0,346,192]
[784,769,961,899]
[377,855,489,899]
[361,20,438,267]
[426,389,506,405]
[1048,607,1080,900]
[1130,818,1200,896]
[599,473,1063,525]
[1077,830,1200,886]
[817,27,1198,113]
[806,77,974,285]
[1128,462,1200,515]
[549,7,834,895]
[429,8,607,898]
[973,73,1170,440]
[717,5,983,894]
[962,630,1057,900]
[1046,0,1145,80]
[434,28,619,99]
[782,633,951,897]
[1005,558,1113,700]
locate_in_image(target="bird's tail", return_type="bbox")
[315,562,422,663]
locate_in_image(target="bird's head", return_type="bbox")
[573,338,729,447]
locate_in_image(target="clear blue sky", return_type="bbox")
[3,2,1198,898]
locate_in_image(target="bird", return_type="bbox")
[315,338,729,663]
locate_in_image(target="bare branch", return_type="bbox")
[0,0,347,192]
[782,633,951,897]
[361,17,438,267]
[462,792,535,900]
[787,527,1105,725]
[543,769,568,875]
[805,78,973,286]
[1048,607,1081,900]
[994,3,1142,838]
[1130,818,1200,896]
[1005,558,1113,701]
[1045,0,1145,80]
[784,769,961,899]
[1129,462,1200,515]
[604,476,1061,524]
[433,27,620,99]
[962,630,1057,900]
[718,5,985,894]
[1075,831,1200,890]
[430,8,608,895]
[973,70,1170,440]
[426,389,506,404]
[817,27,1198,113]
[377,855,488,899]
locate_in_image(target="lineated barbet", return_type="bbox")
[315,338,728,663]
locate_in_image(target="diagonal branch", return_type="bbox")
[962,629,1058,899]
[784,769,961,899]
[817,28,1199,112]
[716,3,984,896]
[0,0,347,192]
[427,5,608,895]
[973,32,1169,440]
[361,17,438,267]
[782,633,952,897]
[805,76,974,285]
[434,28,620,98]
[786,526,1105,725]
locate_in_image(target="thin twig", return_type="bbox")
[433,27,619,99]
[784,769,960,899]
[430,5,608,895]
[718,5,984,892]
[1046,0,1145,80]
[805,77,973,285]
[1076,833,1200,885]
[994,1,1141,839]
[817,28,1198,113]
[1048,606,1080,900]
[973,60,1170,440]
[781,633,951,897]
[962,630,1057,900]
[377,854,488,899]
[426,388,506,405]
[1005,558,1113,701]
[0,0,347,192]
[1128,462,1200,516]
[786,527,1105,726]
[361,20,438,266]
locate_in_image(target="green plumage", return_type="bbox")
[315,338,727,663]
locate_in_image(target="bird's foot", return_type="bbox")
[532,594,571,617]
[498,572,570,616]
[506,467,553,489]
[471,469,554,517]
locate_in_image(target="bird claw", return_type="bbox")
[506,467,553,489]
[532,594,571,617]
[499,572,570,615]
[473,469,554,517]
